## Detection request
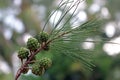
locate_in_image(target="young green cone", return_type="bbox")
[18,47,29,59]
[35,32,49,43]
[27,37,40,51]
[39,57,52,69]
[32,64,45,76]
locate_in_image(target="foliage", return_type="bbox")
[0,0,120,80]
[15,0,105,79]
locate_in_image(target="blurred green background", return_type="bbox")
[0,0,120,80]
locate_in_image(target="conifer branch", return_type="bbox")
[15,43,46,80]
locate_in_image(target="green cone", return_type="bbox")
[18,47,29,59]
[35,32,49,43]
[32,64,45,76]
[27,37,40,51]
[39,57,52,69]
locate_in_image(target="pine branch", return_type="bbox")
[15,43,47,80]
[16,0,115,80]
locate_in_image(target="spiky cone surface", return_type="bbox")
[27,37,40,51]
[39,57,52,69]
[35,32,49,43]
[18,47,29,59]
[32,64,45,76]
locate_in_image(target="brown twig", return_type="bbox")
[15,29,79,80]
[15,27,120,80]
[15,44,46,80]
